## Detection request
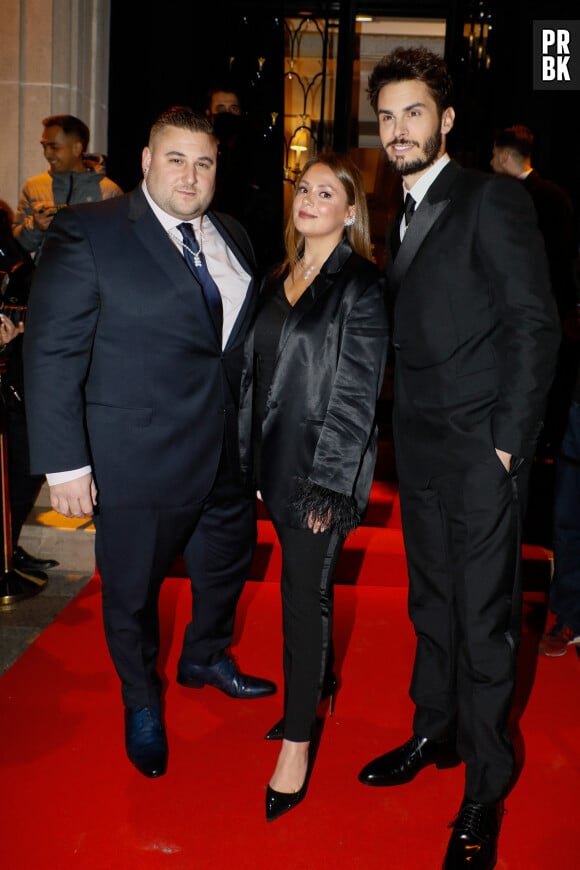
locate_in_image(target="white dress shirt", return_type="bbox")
[400,153,451,241]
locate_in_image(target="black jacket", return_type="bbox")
[24,186,257,507]
[388,160,560,487]
[239,239,389,532]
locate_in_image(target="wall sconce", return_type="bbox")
[289,125,310,173]
[282,14,332,183]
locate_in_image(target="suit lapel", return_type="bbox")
[225,275,256,350]
[209,210,254,275]
[209,211,257,350]
[392,199,450,283]
[128,187,200,297]
[391,160,460,286]
[128,190,255,348]
[276,240,352,362]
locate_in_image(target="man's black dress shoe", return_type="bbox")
[264,673,338,740]
[177,655,276,699]
[12,546,59,572]
[358,734,460,786]
[125,704,168,778]
[443,799,503,869]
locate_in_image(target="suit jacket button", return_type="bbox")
[268,400,278,409]
[392,342,401,350]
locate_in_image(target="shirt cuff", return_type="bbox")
[46,466,92,486]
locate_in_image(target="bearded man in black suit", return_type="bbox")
[357,49,560,870]
[23,106,276,779]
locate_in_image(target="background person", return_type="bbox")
[205,82,250,222]
[0,203,57,579]
[491,123,579,461]
[357,48,560,870]
[13,114,122,261]
[23,106,276,780]
[0,312,23,347]
[205,83,243,124]
[205,80,281,271]
[539,319,580,656]
[239,152,388,822]
[490,124,577,324]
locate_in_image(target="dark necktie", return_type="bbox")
[392,193,416,260]
[177,222,223,335]
[403,193,416,228]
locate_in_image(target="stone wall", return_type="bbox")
[0,0,111,212]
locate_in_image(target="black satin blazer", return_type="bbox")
[238,239,389,530]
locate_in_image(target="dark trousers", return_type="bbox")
[272,521,344,742]
[550,401,580,634]
[399,454,529,803]
[94,459,256,708]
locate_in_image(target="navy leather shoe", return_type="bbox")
[358,734,460,786]
[443,799,503,869]
[177,655,276,699]
[124,704,168,778]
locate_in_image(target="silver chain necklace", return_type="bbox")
[167,228,202,267]
[299,259,320,281]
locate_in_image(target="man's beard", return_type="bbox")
[385,130,442,176]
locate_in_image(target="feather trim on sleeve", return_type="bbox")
[290,478,360,537]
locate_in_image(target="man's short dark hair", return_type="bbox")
[367,46,454,116]
[149,105,214,146]
[493,125,534,159]
[42,114,90,151]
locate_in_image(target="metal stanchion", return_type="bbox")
[0,338,46,607]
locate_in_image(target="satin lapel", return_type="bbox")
[275,240,352,363]
[392,198,450,284]
[274,273,331,363]
[391,160,459,286]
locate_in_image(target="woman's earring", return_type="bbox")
[344,215,355,227]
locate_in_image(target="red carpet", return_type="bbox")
[1,572,579,868]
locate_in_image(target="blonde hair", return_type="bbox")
[279,152,372,278]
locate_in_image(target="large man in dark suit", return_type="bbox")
[357,49,560,869]
[23,107,276,779]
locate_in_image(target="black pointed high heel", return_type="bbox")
[265,746,313,823]
[264,674,338,741]
[265,780,308,822]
